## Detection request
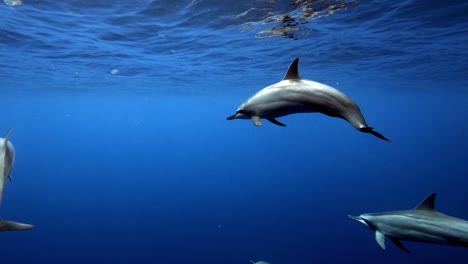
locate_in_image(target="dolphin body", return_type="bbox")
[348,193,468,252]
[0,129,33,231]
[249,261,271,264]
[227,58,390,141]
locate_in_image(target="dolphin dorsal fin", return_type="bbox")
[282,58,300,80]
[3,128,12,148]
[414,193,436,211]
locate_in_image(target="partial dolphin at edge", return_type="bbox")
[0,129,33,231]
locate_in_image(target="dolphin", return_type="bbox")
[0,129,33,231]
[227,58,390,141]
[249,261,272,264]
[0,129,15,207]
[348,193,468,252]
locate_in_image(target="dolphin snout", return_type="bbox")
[347,215,362,221]
[347,215,371,229]
[227,113,238,120]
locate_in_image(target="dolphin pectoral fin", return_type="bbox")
[390,237,410,253]
[251,116,263,126]
[249,261,255,264]
[267,118,286,127]
[375,230,386,250]
[360,127,391,142]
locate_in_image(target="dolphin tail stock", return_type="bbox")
[0,218,33,231]
[359,127,391,142]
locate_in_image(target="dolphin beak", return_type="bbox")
[347,215,362,222]
[226,113,239,120]
[347,215,371,229]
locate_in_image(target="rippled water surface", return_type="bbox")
[1,0,467,93]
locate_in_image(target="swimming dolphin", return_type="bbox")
[0,129,15,207]
[227,58,390,141]
[348,193,468,252]
[0,129,33,231]
[249,261,272,264]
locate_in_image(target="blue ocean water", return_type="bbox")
[0,0,467,263]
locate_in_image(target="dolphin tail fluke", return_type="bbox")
[369,130,391,142]
[0,219,33,231]
[360,127,391,142]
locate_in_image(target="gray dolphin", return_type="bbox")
[227,58,390,141]
[348,193,468,252]
[249,261,272,264]
[0,129,33,231]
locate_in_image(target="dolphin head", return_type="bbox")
[348,214,374,230]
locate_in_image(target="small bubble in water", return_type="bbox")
[110,68,120,75]
[4,0,23,6]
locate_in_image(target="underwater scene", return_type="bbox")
[1,0,468,263]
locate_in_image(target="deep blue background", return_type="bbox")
[1,1,468,263]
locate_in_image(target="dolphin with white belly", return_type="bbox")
[227,58,390,141]
[0,129,33,231]
[348,193,468,252]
